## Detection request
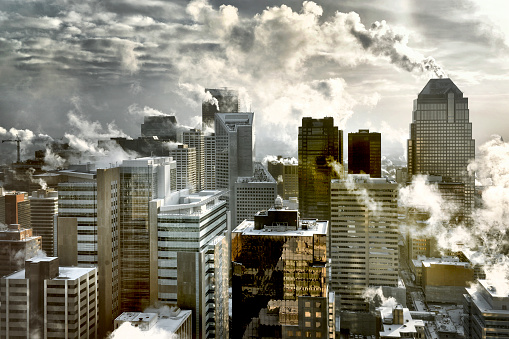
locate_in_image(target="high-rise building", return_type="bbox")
[267,157,299,200]
[298,117,343,222]
[183,129,205,191]
[156,189,229,338]
[464,280,509,338]
[204,134,216,189]
[348,129,381,178]
[169,144,198,193]
[231,203,330,338]
[0,224,41,277]
[202,88,239,129]
[119,157,176,312]
[215,112,254,191]
[407,78,475,216]
[233,162,277,227]
[29,189,58,256]
[330,175,399,313]
[141,115,178,141]
[0,191,31,229]
[57,166,122,336]
[0,257,98,339]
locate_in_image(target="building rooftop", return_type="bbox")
[158,189,224,215]
[233,218,327,237]
[121,156,174,167]
[4,264,95,280]
[378,306,424,338]
[419,78,463,96]
[236,163,276,183]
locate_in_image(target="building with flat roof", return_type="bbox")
[29,188,58,256]
[377,305,425,338]
[0,223,41,277]
[141,115,178,141]
[169,144,198,193]
[183,129,205,191]
[234,162,277,228]
[267,156,299,200]
[298,117,343,222]
[0,191,31,229]
[348,129,381,178]
[330,175,399,314]
[0,257,98,339]
[231,204,330,338]
[464,280,509,338]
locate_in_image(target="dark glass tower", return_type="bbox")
[407,78,475,217]
[298,117,343,221]
[202,88,240,129]
[348,129,381,178]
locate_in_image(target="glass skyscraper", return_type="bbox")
[407,78,475,217]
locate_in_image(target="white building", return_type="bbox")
[156,189,229,338]
[330,175,399,312]
[169,145,197,193]
[377,305,425,338]
[183,129,205,191]
[0,257,98,339]
[29,188,58,256]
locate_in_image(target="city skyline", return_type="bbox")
[0,0,508,164]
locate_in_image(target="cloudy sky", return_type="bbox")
[0,0,508,164]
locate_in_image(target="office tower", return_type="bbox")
[0,224,41,277]
[58,166,122,336]
[29,188,58,256]
[141,115,178,141]
[204,134,216,189]
[0,191,31,228]
[330,175,399,313]
[231,203,329,338]
[119,157,175,312]
[169,144,198,193]
[298,117,343,221]
[183,129,205,191]
[464,280,509,338]
[156,189,229,338]
[267,157,299,200]
[348,129,381,178]
[215,112,254,191]
[0,257,98,339]
[234,162,277,227]
[407,78,475,216]
[202,88,239,129]
[114,307,193,338]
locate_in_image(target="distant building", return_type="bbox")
[204,134,216,189]
[183,129,205,191]
[114,307,192,338]
[298,117,343,222]
[169,144,198,193]
[408,78,475,218]
[348,129,381,178]
[376,305,425,339]
[156,189,229,338]
[330,175,399,313]
[464,280,509,338]
[0,257,98,339]
[141,115,178,141]
[29,188,58,256]
[233,162,277,228]
[202,88,240,129]
[231,204,331,338]
[0,224,41,278]
[267,157,299,200]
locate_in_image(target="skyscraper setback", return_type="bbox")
[407,78,475,216]
[298,117,343,221]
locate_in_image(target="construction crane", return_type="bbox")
[2,135,21,163]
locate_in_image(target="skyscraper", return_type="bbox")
[141,115,178,141]
[204,134,216,189]
[183,129,205,191]
[202,88,240,129]
[330,175,399,313]
[298,117,343,221]
[29,188,58,256]
[407,78,475,216]
[169,144,197,193]
[348,129,381,178]
[0,224,41,278]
